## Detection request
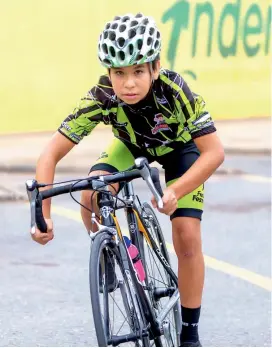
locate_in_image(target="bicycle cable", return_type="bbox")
[68,178,127,219]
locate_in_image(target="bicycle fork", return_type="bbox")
[108,242,149,346]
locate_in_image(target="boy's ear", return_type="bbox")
[153,60,161,80]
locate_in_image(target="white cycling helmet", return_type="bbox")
[98,13,161,68]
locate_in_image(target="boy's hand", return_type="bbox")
[30,218,54,245]
[151,187,178,216]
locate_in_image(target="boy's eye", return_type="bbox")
[135,70,144,75]
[115,70,124,76]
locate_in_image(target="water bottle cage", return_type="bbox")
[132,253,141,263]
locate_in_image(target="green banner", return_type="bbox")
[0,0,270,133]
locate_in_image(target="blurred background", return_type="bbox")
[0,0,271,133]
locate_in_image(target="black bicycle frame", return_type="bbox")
[122,182,178,342]
[96,182,178,342]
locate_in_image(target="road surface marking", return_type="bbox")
[51,205,272,292]
[165,242,272,292]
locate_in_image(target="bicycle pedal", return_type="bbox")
[153,287,176,300]
[108,329,149,345]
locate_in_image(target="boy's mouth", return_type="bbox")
[123,93,138,100]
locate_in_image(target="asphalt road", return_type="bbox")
[0,154,271,347]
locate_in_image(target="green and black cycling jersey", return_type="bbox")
[58,68,216,156]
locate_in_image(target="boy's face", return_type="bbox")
[109,62,160,104]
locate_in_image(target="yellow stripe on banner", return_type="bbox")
[51,205,272,292]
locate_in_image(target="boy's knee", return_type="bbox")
[172,217,202,258]
[80,170,113,212]
[81,190,96,209]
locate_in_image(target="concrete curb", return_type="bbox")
[0,166,248,203]
[0,186,26,202]
[222,148,270,156]
[0,164,247,176]
[0,145,270,175]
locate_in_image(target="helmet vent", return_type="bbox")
[103,31,108,39]
[156,31,160,39]
[111,22,118,29]
[103,58,111,65]
[142,18,149,25]
[113,16,121,21]
[130,20,139,27]
[137,39,143,50]
[147,49,154,57]
[154,40,160,49]
[121,15,130,22]
[109,46,116,57]
[105,23,111,30]
[135,13,143,18]
[119,24,126,32]
[147,37,153,46]
[117,37,125,48]
[118,51,125,61]
[129,44,134,55]
[138,26,146,35]
[102,43,108,54]
[109,31,116,41]
[149,27,155,35]
[136,54,144,62]
[128,29,136,39]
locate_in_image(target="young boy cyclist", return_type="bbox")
[31,13,224,347]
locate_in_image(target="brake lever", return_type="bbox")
[134,157,163,209]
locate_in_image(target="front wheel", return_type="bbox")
[89,231,150,347]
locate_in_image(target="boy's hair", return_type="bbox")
[108,53,160,73]
[152,55,160,70]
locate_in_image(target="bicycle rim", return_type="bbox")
[89,231,150,347]
[139,202,181,347]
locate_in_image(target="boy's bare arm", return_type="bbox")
[35,131,76,218]
[152,132,225,216]
[171,132,225,200]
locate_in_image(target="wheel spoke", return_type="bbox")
[91,232,150,346]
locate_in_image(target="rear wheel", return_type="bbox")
[139,202,181,347]
[89,231,150,347]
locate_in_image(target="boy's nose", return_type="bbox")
[124,76,136,89]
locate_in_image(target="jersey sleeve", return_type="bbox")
[186,93,216,139]
[163,70,216,139]
[58,75,113,144]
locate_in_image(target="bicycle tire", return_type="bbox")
[138,202,181,347]
[89,231,150,347]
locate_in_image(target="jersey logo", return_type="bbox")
[151,113,170,135]
[98,151,108,160]
[156,97,168,105]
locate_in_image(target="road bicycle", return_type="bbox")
[26,157,181,346]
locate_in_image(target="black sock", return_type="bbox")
[180,305,201,343]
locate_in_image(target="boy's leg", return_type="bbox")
[172,217,204,346]
[81,138,140,292]
[80,137,140,233]
[160,143,204,346]
[81,169,119,233]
